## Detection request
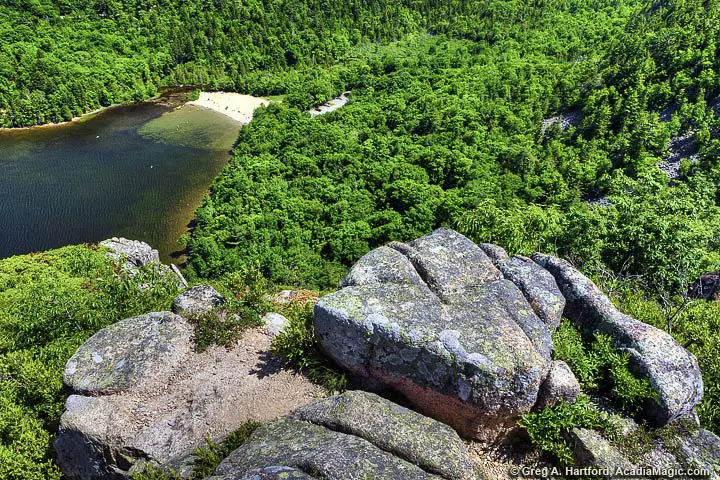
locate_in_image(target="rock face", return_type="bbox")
[63,312,193,395]
[100,238,161,270]
[172,285,226,317]
[532,253,703,426]
[315,229,554,440]
[688,272,720,300]
[292,391,475,480]
[535,360,580,409]
[214,391,477,480]
[479,247,565,331]
[55,318,319,479]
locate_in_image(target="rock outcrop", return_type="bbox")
[55,303,319,478]
[100,238,161,270]
[315,229,555,440]
[532,253,703,426]
[212,391,477,480]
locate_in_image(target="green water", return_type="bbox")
[0,102,241,263]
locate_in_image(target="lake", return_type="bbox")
[0,99,242,263]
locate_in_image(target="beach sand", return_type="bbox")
[188,92,269,124]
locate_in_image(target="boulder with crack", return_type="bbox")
[314,229,555,440]
[532,253,703,426]
[212,390,478,480]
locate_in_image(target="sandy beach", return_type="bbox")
[187,92,269,124]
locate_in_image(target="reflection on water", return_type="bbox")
[0,101,241,263]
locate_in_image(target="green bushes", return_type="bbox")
[270,303,347,392]
[553,320,657,414]
[188,268,270,352]
[520,320,657,464]
[519,396,618,464]
[0,245,180,480]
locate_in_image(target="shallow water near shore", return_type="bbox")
[0,101,241,263]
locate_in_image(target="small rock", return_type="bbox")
[172,285,226,317]
[272,290,319,305]
[535,360,580,409]
[567,428,633,475]
[263,313,289,338]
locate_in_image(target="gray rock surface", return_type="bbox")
[292,390,476,480]
[532,253,703,426]
[172,285,226,317]
[535,360,580,409]
[315,229,553,440]
[55,326,319,480]
[494,255,565,331]
[263,313,289,338]
[478,243,509,264]
[679,428,720,476]
[63,312,193,395]
[100,238,161,270]
[567,428,634,475]
[209,466,317,480]
[215,418,442,480]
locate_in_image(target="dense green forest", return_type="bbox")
[2,0,720,477]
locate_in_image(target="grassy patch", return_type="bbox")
[0,245,181,479]
[270,302,347,392]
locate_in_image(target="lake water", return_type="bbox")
[0,100,241,263]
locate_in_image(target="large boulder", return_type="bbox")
[292,390,476,480]
[55,320,319,479]
[172,285,226,317]
[64,312,193,395]
[215,391,477,480]
[532,253,703,426]
[314,229,553,440]
[215,418,441,480]
[480,249,565,331]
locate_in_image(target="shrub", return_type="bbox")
[132,421,261,480]
[188,267,271,352]
[270,303,347,392]
[553,320,657,414]
[519,396,618,464]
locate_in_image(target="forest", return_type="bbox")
[2,0,720,477]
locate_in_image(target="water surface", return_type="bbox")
[0,101,241,263]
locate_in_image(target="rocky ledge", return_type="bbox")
[53,232,717,479]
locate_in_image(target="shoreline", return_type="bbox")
[0,104,121,131]
[0,90,270,131]
[187,92,269,124]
